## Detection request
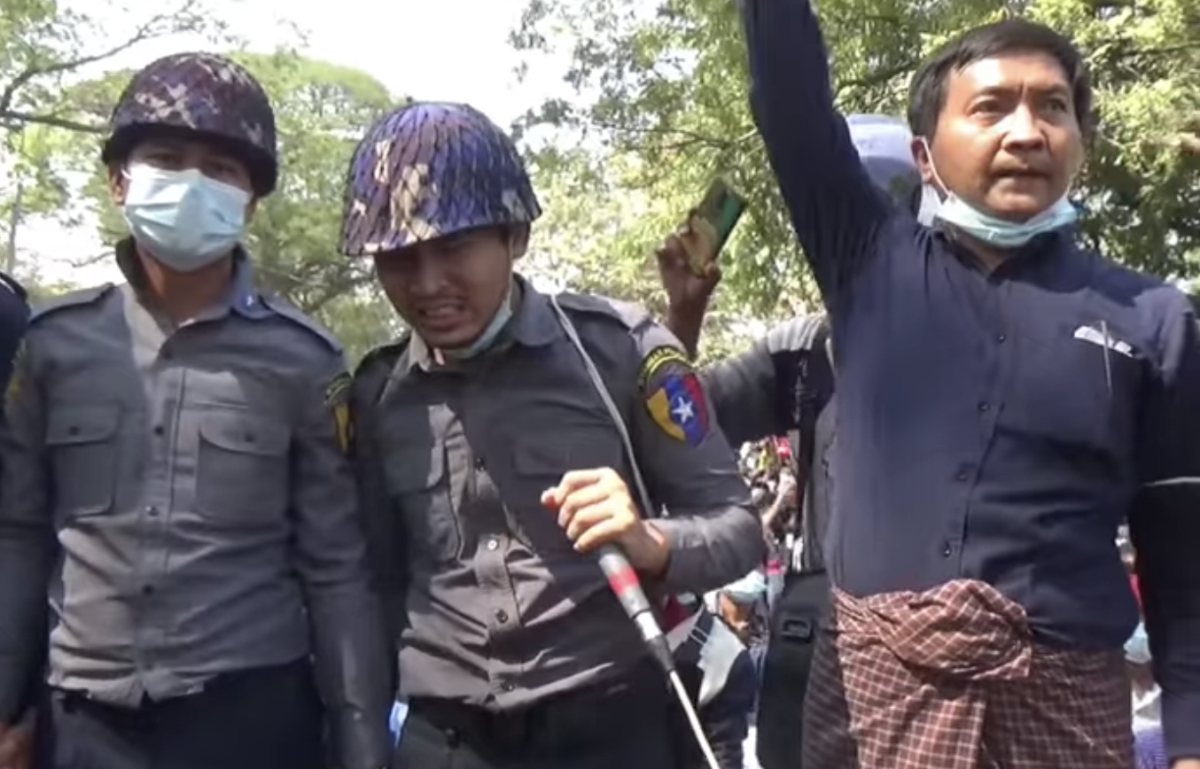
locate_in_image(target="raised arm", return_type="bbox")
[738,0,893,297]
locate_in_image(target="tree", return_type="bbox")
[0,0,237,273]
[511,0,1200,331]
[524,146,767,363]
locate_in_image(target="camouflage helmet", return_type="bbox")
[101,53,279,196]
[340,102,541,256]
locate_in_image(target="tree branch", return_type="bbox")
[588,117,739,151]
[0,110,104,134]
[0,0,202,115]
[837,59,920,93]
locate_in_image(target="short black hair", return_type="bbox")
[907,18,1094,141]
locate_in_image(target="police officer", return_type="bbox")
[0,53,390,769]
[342,102,763,769]
[655,114,927,769]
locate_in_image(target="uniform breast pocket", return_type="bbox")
[46,404,121,520]
[383,446,461,565]
[510,433,621,555]
[196,409,291,523]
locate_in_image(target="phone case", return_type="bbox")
[681,178,747,276]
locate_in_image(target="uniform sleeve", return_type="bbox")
[701,316,825,445]
[631,321,763,593]
[350,360,408,647]
[739,0,891,298]
[291,353,392,769]
[1128,299,1200,763]
[700,338,779,447]
[0,338,52,723]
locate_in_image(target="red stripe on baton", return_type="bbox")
[608,564,640,594]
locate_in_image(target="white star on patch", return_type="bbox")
[671,395,695,424]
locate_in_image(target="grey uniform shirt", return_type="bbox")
[0,242,390,768]
[353,276,761,710]
[700,314,835,567]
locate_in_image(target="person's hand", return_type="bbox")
[0,710,36,769]
[776,470,798,505]
[656,223,722,318]
[1172,760,1200,769]
[542,468,669,576]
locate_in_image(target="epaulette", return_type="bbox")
[30,284,115,324]
[352,331,412,381]
[553,291,653,332]
[260,294,343,353]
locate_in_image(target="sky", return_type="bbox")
[21,0,576,286]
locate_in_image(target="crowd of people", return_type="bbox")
[0,0,1197,766]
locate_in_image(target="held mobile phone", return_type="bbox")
[679,178,747,277]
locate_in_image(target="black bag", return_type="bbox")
[755,568,830,769]
[755,325,834,769]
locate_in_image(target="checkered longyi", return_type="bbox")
[801,579,1134,768]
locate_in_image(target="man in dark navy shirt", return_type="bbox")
[739,0,1200,766]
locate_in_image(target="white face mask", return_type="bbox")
[918,138,1077,248]
[121,164,250,272]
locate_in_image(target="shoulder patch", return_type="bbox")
[553,291,652,331]
[29,284,114,324]
[638,345,691,389]
[324,371,353,454]
[645,370,710,446]
[261,294,343,353]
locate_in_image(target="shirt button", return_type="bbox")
[500,681,515,693]
[941,542,954,558]
[487,538,500,551]
[955,470,969,482]
[977,401,990,413]
[495,609,509,623]
[153,425,164,436]
[145,506,159,517]
[474,457,485,470]
[996,334,1007,343]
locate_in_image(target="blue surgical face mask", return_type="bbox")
[122,163,250,272]
[722,569,768,606]
[918,138,1077,248]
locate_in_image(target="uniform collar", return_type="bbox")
[397,273,559,376]
[116,237,271,321]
